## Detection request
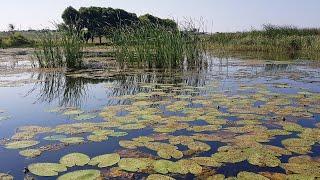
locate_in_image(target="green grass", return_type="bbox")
[0,33,33,48]
[33,31,84,69]
[207,25,320,57]
[111,23,205,68]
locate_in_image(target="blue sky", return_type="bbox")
[0,0,319,32]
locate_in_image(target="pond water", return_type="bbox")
[0,54,320,179]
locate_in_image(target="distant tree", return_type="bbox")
[62,6,82,34]
[139,14,177,30]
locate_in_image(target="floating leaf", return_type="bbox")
[5,140,39,149]
[63,109,84,115]
[237,171,269,180]
[19,149,42,158]
[119,140,142,149]
[191,157,222,167]
[147,174,175,180]
[59,153,90,167]
[153,160,176,174]
[43,135,67,141]
[187,141,211,152]
[157,148,183,159]
[28,163,67,177]
[109,131,128,137]
[74,114,97,121]
[57,170,101,180]
[89,153,120,168]
[59,137,84,144]
[118,158,152,172]
[87,134,108,142]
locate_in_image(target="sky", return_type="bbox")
[0,0,319,32]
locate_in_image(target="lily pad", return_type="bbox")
[44,135,67,141]
[191,157,222,167]
[109,131,128,137]
[157,148,183,159]
[89,153,120,168]
[59,137,84,144]
[19,149,42,158]
[74,114,97,121]
[237,171,269,180]
[5,140,39,149]
[63,109,84,115]
[147,174,175,180]
[153,160,176,174]
[59,153,90,167]
[118,158,152,172]
[28,163,67,177]
[57,170,101,180]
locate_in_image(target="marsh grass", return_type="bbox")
[208,25,320,57]
[34,31,84,69]
[111,23,205,69]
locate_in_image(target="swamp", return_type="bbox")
[0,2,320,180]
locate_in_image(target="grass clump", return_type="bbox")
[34,31,84,69]
[111,23,205,69]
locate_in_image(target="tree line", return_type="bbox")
[61,6,178,43]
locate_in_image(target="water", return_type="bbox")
[0,55,320,179]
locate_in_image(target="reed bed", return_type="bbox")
[111,24,205,68]
[208,25,320,55]
[34,31,84,69]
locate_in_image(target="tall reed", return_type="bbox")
[34,31,84,69]
[111,23,205,69]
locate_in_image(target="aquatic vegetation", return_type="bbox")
[74,114,97,121]
[237,171,269,180]
[118,158,153,172]
[191,157,222,167]
[63,109,84,115]
[59,153,90,167]
[44,135,67,141]
[147,174,175,180]
[88,153,120,168]
[281,155,320,177]
[28,163,67,177]
[19,149,42,158]
[281,138,314,154]
[59,137,84,144]
[57,170,101,180]
[5,140,39,149]
[0,173,13,180]
[157,148,183,159]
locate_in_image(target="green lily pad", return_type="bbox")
[28,163,67,177]
[118,158,152,172]
[282,138,314,154]
[153,160,176,174]
[187,141,211,152]
[119,140,142,149]
[19,149,42,158]
[59,137,84,144]
[207,174,225,180]
[74,114,97,121]
[88,153,120,168]
[0,173,13,180]
[109,131,128,137]
[157,148,183,159]
[57,170,101,180]
[5,140,39,149]
[87,134,108,142]
[147,174,175,180]
[237,171,269,180]
[59,153,90,167]
[191,157,222,167]
[63,109,84,115]
[43,135,67,141]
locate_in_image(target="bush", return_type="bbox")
[0,33,33,48]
